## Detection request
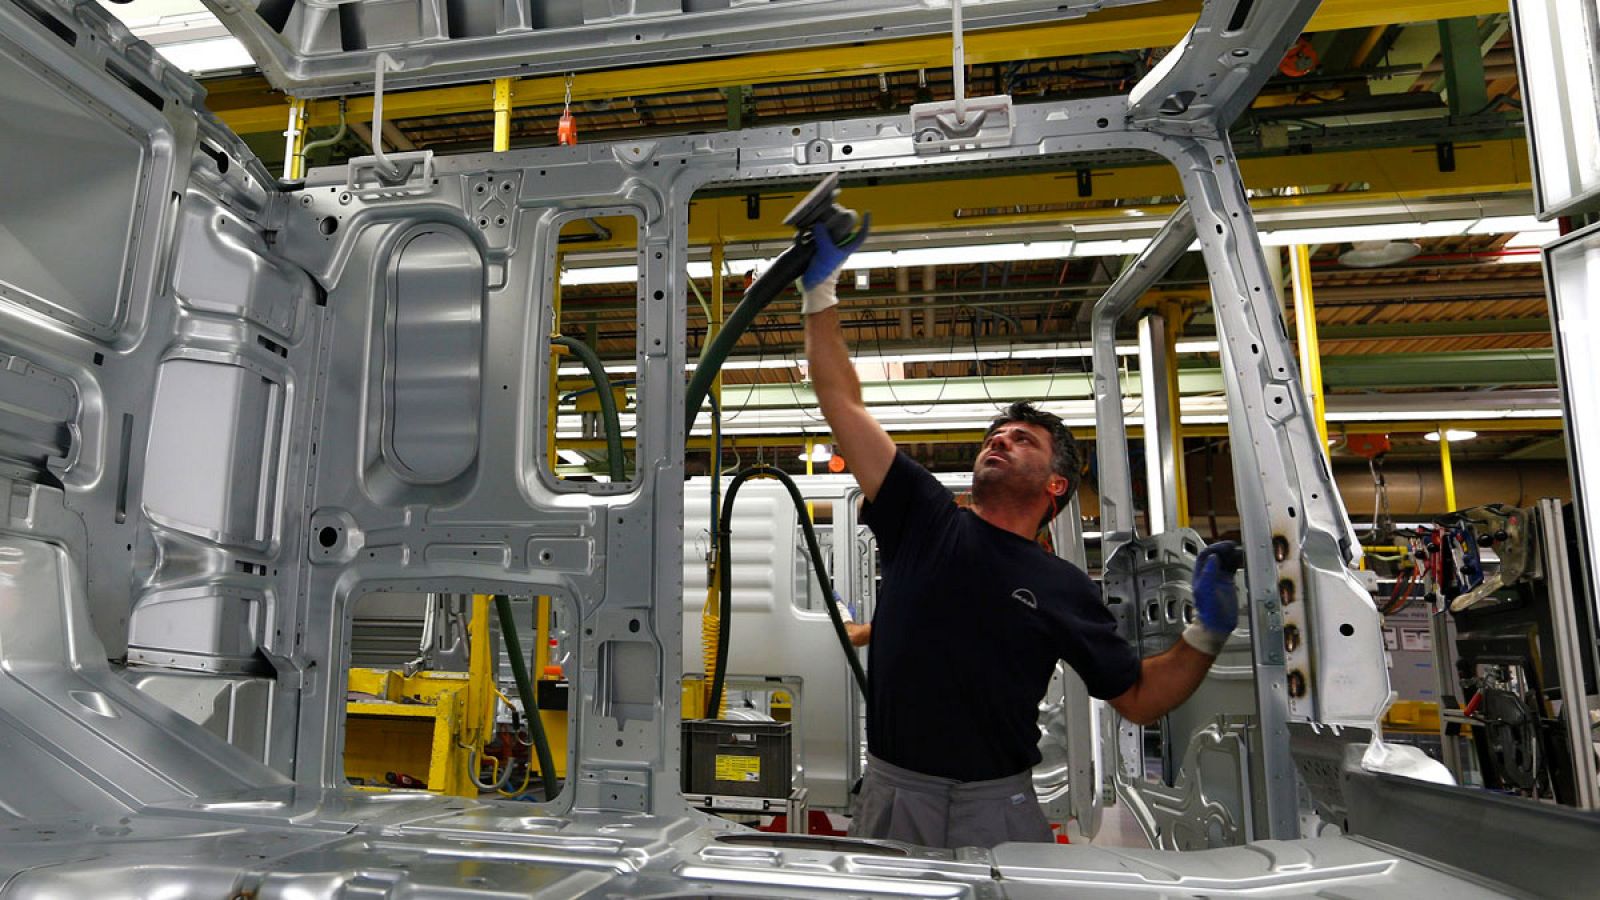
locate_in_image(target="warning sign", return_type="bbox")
[714,754,761,783]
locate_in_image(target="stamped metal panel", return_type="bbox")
[0,521,290,819]
[1081,0,1389,846]
[0,29,145,340]
[203,0,1157,97]
[0,0,316,685]
[1101,531,1261,849]
[1510,0,1600,220]
[279,154,670,810]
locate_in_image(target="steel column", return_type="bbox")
[493,77,513,152]
[282,97,308,179]
[1438,426,1457,512]
[1092,202,1196,561]
[1290,244,1330,447]
[1438,17,1490,118]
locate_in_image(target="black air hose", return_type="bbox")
[709,465,867,719]
[685,242,812,434]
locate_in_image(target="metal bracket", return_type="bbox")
[909,94,1014,154]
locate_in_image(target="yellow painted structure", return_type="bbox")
[211,0,1507,134]
[344,595,498,796]
[345,667,479,794]
[1383,699,1444,734]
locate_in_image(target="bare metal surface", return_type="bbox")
[0,0,1560,895]
[200,0,1159,97]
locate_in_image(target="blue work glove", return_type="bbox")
[799,215,872,314]
[1183,541,1242,656]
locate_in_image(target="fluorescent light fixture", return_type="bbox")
[1505,230,1560,249]
[854,270,871,290]
[556,449,590,465]
[842,240,1075,270]
[557,216,1553,286]
[1425,429,1478,442]
[151,37,255,73]
[561,265,642,286]
[798,444,833,463]
[1466,215,1548,235]
[556,339,1219,378]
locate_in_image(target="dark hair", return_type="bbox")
[984,401,1081,501]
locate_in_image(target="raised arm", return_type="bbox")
[1108,542,1243,725]
[800,224,896,501]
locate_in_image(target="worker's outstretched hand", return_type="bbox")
[1183,540,1242,657]
[799,215,872,315]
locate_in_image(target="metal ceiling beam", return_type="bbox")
[1307,276,1545,305]
[1317,317,1549,341]
[1437,16,1492,117]
[208,0,1509,134]
[1320,349,1554,388]
[690,349,1556,410]
[663,140,1530,250]
[553,416,1561,451]
[563,414,1564,453]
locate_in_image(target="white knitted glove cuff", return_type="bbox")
[1181,621,1229,657]
[801,278,839,315]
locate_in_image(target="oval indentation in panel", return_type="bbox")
[387,228,483,483]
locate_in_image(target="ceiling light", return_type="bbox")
[1504,231,1559,249]
[150,37,256,74]
[1424,429,1478,442]
[854,270,871,290]
[843,241,1075,270]
[799,444,833,463]
[1338,240,1422,268]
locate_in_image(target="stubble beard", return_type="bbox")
[971,459,1048,510]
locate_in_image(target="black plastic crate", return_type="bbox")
[681,719,792,798]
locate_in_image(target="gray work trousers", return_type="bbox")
[849,753,1054,849]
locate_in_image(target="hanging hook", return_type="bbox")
[371,53,404,180]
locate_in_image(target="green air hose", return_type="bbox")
[494,594,559,799]
[551,335,624,482]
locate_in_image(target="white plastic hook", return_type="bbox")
[372,52,404,180]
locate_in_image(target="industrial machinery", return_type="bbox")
[0,0,1598,896]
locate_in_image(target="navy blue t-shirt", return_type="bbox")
[861,451,1141,782]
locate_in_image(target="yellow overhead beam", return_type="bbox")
[211,0,1508,134]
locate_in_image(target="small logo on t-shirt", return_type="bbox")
[1011,588,1038,609]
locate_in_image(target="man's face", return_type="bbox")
[973,421,1058,496]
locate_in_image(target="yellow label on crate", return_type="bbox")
[714,754,762,783]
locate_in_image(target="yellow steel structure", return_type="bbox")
[1290,244,1330,448]
[1439,426,1459,512]
[282,97,308,180]
[492,78,514,152]
[212,0,1507,134]
[344,596,497,795]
